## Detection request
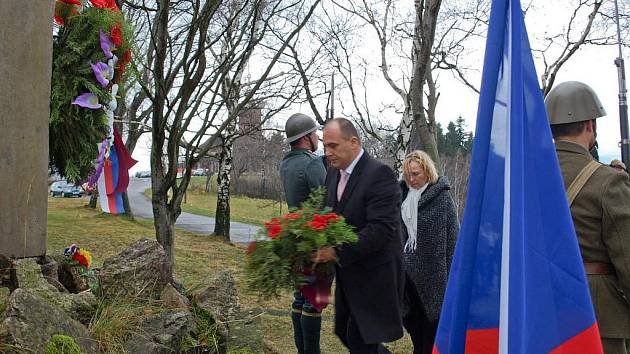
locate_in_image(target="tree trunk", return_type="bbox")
[205,172,212,193]
[395,106,414,175]
[89,188,98,209]
[150,0,174,266]
[122,191,133,220]
[153,190,175,264]
[410,0,442,171]
[214,137,233,240]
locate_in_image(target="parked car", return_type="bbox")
[62,184,84,198]
[50,181,84,198]
[192,168,209,176]
[135,170,151,178]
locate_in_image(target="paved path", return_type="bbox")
[127,178,260,244]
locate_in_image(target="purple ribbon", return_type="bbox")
[88,138,110,186]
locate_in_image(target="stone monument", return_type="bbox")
[0,1,54,257]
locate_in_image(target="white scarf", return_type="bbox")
[401,183,428,253]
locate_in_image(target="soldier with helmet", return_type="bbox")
[280,113,327,354]
[545,81,630,354]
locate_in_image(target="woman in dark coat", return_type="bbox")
[399,150,459,354]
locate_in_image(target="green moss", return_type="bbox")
[44,335,84,354]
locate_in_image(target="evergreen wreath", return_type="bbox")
[50,0,132,182]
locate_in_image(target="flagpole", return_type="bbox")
[613,0,629,166]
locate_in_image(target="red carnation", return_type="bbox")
[267,225,282,238]
[54,0,80,25]
[111,25,123,47]
[116,48,132,76]
[324,213,340,222]
[90,0,119,11]
[264,218,283,239]
[306,220,327,231]
[282,212,301,221]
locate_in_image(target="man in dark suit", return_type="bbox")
[313,118,405,353]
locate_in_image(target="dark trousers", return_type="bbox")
[403,275,438,354]
[335,285,392,354]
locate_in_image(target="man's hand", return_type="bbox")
[312,246,337,263]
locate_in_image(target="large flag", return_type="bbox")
[433,0,603,353]
[97,127,137,214]
[113,127,138,193]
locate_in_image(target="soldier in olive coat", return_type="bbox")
[546,81,630,354]
[280,113,327,354]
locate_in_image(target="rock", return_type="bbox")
[193,270,240,324]
[0,289,98,353]
[225,309,268,353]
[160,283,190,309]
[58,262,90,293]
[100,238,173,300]
[44,276,68,293]
[0,255,16,291]
[13,258,97,324]
[171,278,186,296]
[37,256,69,292]
[124,310,195,354]
[37,255,58,280]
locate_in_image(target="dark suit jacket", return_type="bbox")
[325,152,405,344]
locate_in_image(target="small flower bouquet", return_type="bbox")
[245,188,357,308]
[63,244,99,294]
[64,244,93,269]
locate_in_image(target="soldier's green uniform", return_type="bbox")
[547,81,630,354]
[281,113,326,354]
[556,140,630,351]
[280,149,326,209]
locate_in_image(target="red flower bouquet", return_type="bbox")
[246,188,357,308]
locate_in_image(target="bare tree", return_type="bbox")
[537,0,605,95]
[126,0,321,263]
[282,0,486,175]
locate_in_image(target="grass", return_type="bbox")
[143,176,286,226]
[88,298,158,353]
[46,196,412,353]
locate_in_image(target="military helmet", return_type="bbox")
[285,113,318,143]
[545,81,606,125]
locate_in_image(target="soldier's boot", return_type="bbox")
[292,308,305,354]
[301,311,322,354]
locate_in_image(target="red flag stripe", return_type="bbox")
[550,323,603,354]
[465,328,499,354]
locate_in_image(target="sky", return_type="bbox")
[129,0,629,173]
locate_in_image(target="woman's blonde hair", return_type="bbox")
[402,150,438,184]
